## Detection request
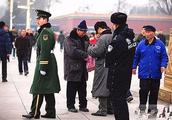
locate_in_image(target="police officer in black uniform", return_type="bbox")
[105,12,136,120]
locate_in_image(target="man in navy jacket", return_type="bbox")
[132,25,168,117]
[0,21,12,82]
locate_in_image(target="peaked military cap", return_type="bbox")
[35,9,51,18]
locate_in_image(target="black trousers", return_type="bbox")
[1,56,7,80]
[12,47,16,57]
[28,47,32,62]
[30,94,56,116]
[98,97,113,113]
[17,56,28,73]
[139,79,160,111]
[60,43,63,50]
[111,87,129,120]
[67,80,87,109]
[126,90,132,98]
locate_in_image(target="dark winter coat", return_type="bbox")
[15,36,30,57]
[0,29,12,57]
[64,28,88,81]
[157,33,166,45]
[30,23,61,94]
[57,33,65,44]
[105,24,136,91]
[27,33,36,47]
[88,29,112,97]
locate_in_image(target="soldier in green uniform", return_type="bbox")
[22,9,60,119]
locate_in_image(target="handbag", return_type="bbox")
[86,55,95,72]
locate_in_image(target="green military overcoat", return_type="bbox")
[30,27,61,94]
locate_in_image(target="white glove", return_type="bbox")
[40,71,46,76]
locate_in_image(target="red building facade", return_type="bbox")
[50,12,172,34]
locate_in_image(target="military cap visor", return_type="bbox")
[35,9,51,18]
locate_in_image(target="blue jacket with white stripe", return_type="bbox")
[132,37,168,79]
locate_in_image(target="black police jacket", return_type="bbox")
[105,24,136,90]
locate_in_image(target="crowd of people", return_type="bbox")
[0,22,36,81]
[0,9,169,120]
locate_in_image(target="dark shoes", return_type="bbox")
[22,113,55,119]
[107,110,113,115]
[20,71,29,76]
[68,108,89,113]
[25,71,29,76]
[68,108,78,113]
[2,79,7,82]
[91,111,107,116]
[79,108,89,112]
[148,109,158,118]
[41,114,56,118]
[22,113,40,119]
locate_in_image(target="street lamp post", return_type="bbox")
[9,0,14,30]
[18,0,34,29]
[26,0,31,29]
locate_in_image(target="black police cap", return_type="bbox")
[35,9,51,18]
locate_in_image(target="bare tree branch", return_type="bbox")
[152,0,172,15]
[116,0,127,12]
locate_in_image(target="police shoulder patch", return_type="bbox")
[43,34,48,41]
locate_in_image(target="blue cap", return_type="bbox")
[77,20,88,31]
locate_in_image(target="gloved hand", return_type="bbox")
[40,70,46,76]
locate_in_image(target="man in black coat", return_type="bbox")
[57,30,65,52]
[15,28,30,75]
[0,21,12,82]
[64,20,89,113]
[105,12,136,120]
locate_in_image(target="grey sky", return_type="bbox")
[50,0,149,17]
[0,0,149,18]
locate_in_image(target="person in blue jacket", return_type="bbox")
[0,21,12,82]
[132,25,168,117]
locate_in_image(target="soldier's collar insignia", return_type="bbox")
[43,34,48,41]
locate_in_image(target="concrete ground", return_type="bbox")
[0,44,170,120]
